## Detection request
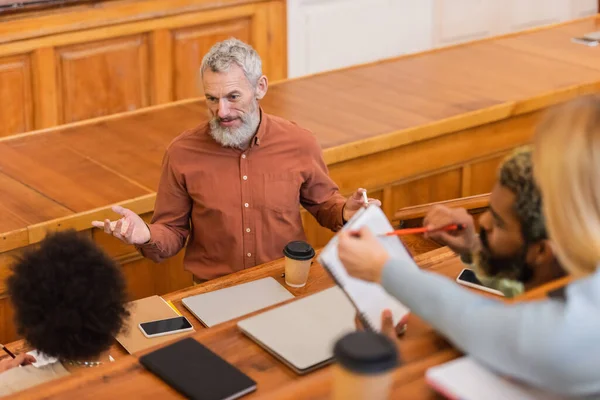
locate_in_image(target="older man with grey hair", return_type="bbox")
[94,38,379,282]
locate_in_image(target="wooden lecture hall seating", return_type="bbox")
[0,11,597,399]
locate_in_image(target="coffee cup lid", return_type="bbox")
[333,331,399,374]
[283,241,315,261]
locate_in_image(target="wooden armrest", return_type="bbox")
[510,275,573,303]
[394,193,491,221]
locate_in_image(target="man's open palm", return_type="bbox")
[91,205,151,245]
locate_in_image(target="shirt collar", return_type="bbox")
[250,107,268,148]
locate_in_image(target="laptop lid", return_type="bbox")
[237,286,356,374]
[182,277,294,327]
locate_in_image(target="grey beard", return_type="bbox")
[208,104,260,149]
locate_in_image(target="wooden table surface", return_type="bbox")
[2,16,600,253]
[5,246,462,399]
[5,244,571,399]
[7,243,569,400]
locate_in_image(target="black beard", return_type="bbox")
[477,230,533,283]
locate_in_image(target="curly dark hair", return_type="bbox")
[498,146,547,244]
[7,230,129,361]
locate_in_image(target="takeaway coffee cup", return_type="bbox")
[332,331,399,400]
[283,241,315,288]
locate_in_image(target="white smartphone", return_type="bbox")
[571,37,599,47]
[138,316,194,338]
[456,268,504,297]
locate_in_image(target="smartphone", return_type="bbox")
[139,316,194,338]
[456,268,504,297]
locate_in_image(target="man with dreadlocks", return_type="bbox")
[422,147,564,297]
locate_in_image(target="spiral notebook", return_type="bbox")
[317,205,415,332]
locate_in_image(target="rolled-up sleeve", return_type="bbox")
[136,150,192,262]
[299,134,346,231]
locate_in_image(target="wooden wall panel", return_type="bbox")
[391,169,463,212]
[0,1,287,137]
[120,256,156,301]
[92,229,135,260]
[259,0,288,82]
[56,35,150,124]
[0,297,17,345]
[152,251,192,295]
[468,153,508,195]
[172,18,252,101]
[0,248,21,296]
[0,54,33,137]
[32,48,59,129]
[326,111,539,194]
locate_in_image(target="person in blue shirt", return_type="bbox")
[338,94,600,397]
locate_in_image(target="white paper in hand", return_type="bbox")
[27,350,58,368]
[317,205,417,332]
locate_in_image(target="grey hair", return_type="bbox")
[200,38,262,86]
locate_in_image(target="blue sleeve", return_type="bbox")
[381,258,600,397]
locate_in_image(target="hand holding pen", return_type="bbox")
[342,188,382,222]
[0,344,36,373]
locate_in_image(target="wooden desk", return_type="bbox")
[5,246,573,399]
[2,16,600,343]
[259,264,575,400]
[6,247,465,399]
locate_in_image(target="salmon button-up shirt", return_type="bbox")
[137,111,346,280]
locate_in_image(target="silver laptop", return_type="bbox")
[181,277,294,327]
[237,286,356,374]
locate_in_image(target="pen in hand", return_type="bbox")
[379,224,465,237]
[0,344,16,359]
[362,190,369,206]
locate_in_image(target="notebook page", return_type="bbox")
[318,206,416,331]
[426,357,567,400]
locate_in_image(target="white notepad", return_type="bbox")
[426,357,568,400]
[317,205,414,332]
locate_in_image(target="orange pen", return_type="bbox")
[379,224,465,237]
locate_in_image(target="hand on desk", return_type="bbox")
[423,205,477,255]
[0,353,36,373]
[92,206,151,245]
[342,188,382,222]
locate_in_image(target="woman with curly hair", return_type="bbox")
[0,230,129,395]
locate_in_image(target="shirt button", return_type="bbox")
[244,203,249,208]
[241,154,246,159]
[242,175,248,180]
[246,228,251,233]
[247,253,252,257]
